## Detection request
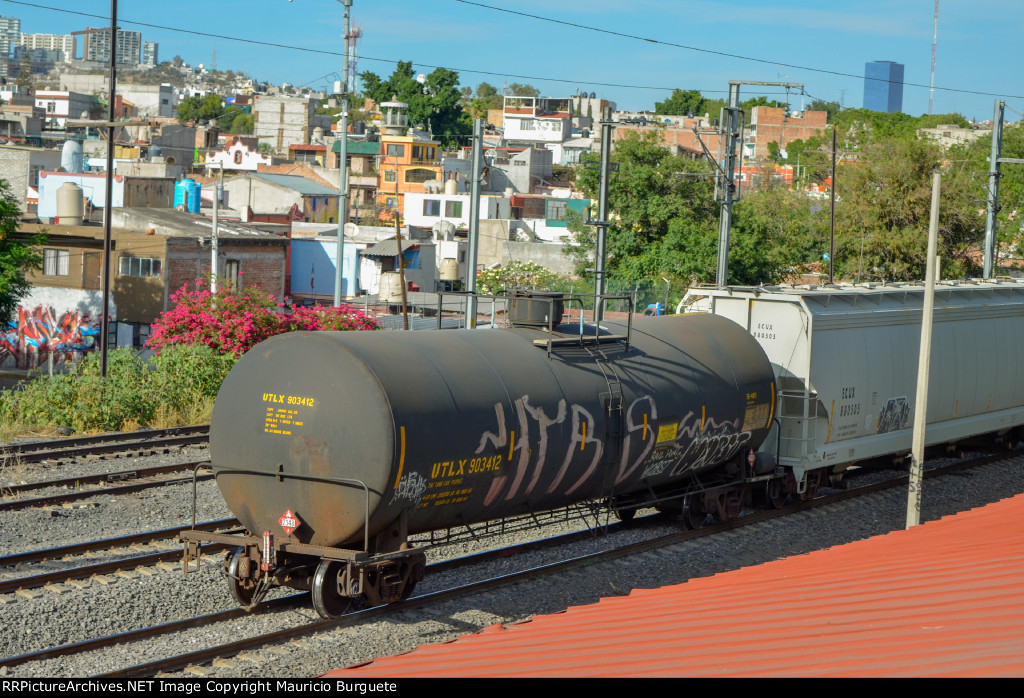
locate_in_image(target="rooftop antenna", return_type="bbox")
[929,1,938,115]
[346,26,362,94]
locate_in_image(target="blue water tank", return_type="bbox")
[175,179,202,213]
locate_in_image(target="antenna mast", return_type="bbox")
[347,26,362,94]
[929,1,938,115]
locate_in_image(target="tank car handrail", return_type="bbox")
[189,464,376,555]
[535,293,634,358]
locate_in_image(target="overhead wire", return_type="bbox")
[7,0,1023,104]
[452,0,1024,101]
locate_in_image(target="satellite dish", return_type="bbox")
[415,73,427,84]
[344,222,360,238]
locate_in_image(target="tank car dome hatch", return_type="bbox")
[507,290,565,328]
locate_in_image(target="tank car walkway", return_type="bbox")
[327,493,1024,678]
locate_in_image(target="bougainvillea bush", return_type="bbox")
[148,281,378,357]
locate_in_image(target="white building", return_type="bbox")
[403,191,510,229]
[205,137,273,172]
[34,90,95,130]
[501,96,572,146]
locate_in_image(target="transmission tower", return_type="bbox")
[346,26,362,94]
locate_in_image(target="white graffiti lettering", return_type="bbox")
[390,472,428,505]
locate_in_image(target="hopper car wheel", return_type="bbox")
[226,549,255,608]
[765,478,787,509]
[312,560,353,619]
[682,495,707,530]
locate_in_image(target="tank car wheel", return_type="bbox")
[682,495,707,530]
[311,560,353,619]
[765,478,788,509]
[226,549,256,608]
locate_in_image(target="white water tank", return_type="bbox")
[61,140,84,173]
[440,258,459,281]
[379,272,404,303]
[56,182,84,225]
[444,178,457,195]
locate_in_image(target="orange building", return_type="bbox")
[373,100,442,221]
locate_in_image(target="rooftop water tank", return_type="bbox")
[440,258,459,281]
[56,182,84,226]
[60,140,83,174]
[175,179,202,213]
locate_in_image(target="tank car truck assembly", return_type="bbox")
[682,280,1024,495]
[180,293,781,617]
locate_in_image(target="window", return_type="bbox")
[546,200,568,221]
[43,248,69,276]
[118,256,163,278]
[412,146,423,160]
[384,170,397,182]
[386,144,405,157]
[423,199,440,216]
[233,150,243,164]
[444,201,463,218]
[224,260,240,290]
[405,168,437,184]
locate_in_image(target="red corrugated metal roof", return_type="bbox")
[328,494,1024,678]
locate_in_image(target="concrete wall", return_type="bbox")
[0,146,61,210]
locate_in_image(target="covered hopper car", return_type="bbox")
[683,280,1024,491]
[181,303,780,617]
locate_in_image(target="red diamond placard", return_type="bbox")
[278,509,300,536]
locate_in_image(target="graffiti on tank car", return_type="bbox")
[475,395,756,503]
[390,471,427,505]
[876,396,910,434]
[614,396,658,485]
[666,412,751,477]
[545,403,603,496]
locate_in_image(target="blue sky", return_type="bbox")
[4,0,1021,122]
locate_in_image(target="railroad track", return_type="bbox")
[0,426,210,465]
[0,518,241,595]
[6,451,1003,678]
[0,461,214,512]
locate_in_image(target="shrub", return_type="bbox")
[0,346,231,433]
[148,281,378,357]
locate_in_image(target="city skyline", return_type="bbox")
[0,0,1020,122]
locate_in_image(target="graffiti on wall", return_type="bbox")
[0,305,101,368]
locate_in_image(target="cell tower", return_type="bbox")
[929,1,938,115]
[346,26,362,94]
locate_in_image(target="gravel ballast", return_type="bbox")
[2,440,1023,678]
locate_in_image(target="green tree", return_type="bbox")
[506,83,540,98]
[808,99,841,121]
[177,94,226,124]
[361,61,470,145]
[833,134,984,280]
[572,130,720,284]
[0,180,45,327]
[655,89,708,116]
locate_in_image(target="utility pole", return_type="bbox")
[211,163,223,292]
[466,118,483,328]
[100,0,118,378]
[907,172,941,528]
[984,100,1005,278]
[715,80,803,286]
[334,0,352,306]
[594,106,613,323]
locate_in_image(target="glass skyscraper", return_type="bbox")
[863,61,904,113]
